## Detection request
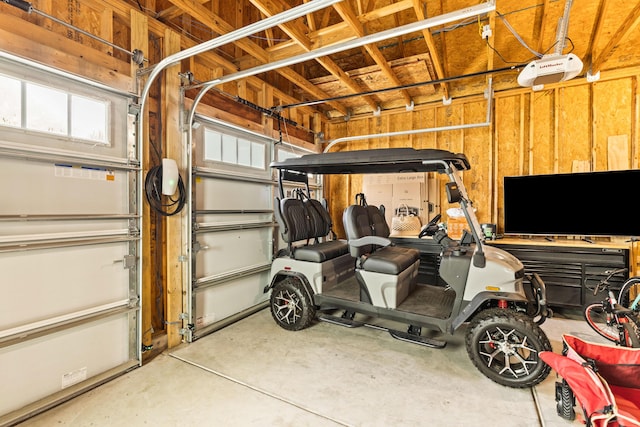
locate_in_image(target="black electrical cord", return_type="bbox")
[144,165,187,216]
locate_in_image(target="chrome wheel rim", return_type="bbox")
[478,326,539,379]
[273,288,302,325]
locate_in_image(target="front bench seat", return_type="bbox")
[343,204,419,273]
[343,203,420,308]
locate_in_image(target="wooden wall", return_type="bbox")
[323,68,640,253]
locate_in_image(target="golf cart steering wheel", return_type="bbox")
[418,214,442,238]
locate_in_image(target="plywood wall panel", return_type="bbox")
[495,96,522,178]
[435,104,463,152]
[389,112,412,148]
[462,100,492,224]
[411,108,437,148]
[593,79,633,171]
[494,95,522,232]
[558,85,591,172]
[530,91,555,175]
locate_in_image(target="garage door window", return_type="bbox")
[0,73,109,145]
[204,128,265,170]
[0,74,20,127]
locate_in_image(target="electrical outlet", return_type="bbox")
[482,25,492,39]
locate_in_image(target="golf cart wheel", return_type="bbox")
[465,308,552,388]
[270,277,315,331]
[556,379,575,420]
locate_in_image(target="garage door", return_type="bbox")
[187,117,317,341]
[0,54,140,425]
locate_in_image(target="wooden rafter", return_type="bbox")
[249,0,378,112]
[156,0,208,21]
[333,1,412,107]
[585,0,609,70]
[411,0,449,100]
[486,11,495,76]
[265,1,414,62]
[165,0,350,116]
[249,0,311,51]
[535,0,551,55]
[302,0,317,31]
[591,1,640,73]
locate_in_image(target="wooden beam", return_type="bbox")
[249,0,311,51]
[277,67,349,115]
[360,0,412,23]
[411,0,449,100]
[333,2,413,107]
[156,0,208,20]
[163,28,185,349]
[591,2,640,73]
[535,0,551,55]
[303,0,317,31]
[586,0,609,67]
[166,0,349,115]
[250,0,378,111]
[166,0,268,61]
[266,1,413,61]
[0,11,132,91]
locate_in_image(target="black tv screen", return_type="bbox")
[503,170,640,237]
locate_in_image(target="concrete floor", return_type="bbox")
[16,307,609,427]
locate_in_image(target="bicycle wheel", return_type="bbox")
[621,316,640,348]
[583,303,619,343]
[617,277,640,308]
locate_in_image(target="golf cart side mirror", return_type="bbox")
[473,252,486,268]
[445,182,462,203]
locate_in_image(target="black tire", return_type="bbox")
[621,318,640,348]
[269,277,316,331]
[556,379,575,420]
[465,308,552,388]
[583,302,619,343]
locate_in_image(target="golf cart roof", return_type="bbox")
[270,148,470,175]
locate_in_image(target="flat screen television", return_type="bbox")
[503,169,640,237]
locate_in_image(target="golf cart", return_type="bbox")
[264,148,552,388]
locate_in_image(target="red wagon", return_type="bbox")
[540,335,640,426]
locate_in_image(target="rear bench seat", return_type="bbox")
[274,196,348,262]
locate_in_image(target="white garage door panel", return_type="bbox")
[0,55,140,423]
[0,243,130,330]
[195,228,272,279]
[196,178,271,211]
[195,272,270,327]
[196,212,272,227]
[0,158,129,214]
[1,219,130,240]
[0,314,131,415]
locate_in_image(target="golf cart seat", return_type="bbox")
[343,203,420,308]
[275,196,348,263]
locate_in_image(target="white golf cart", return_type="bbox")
[264,148,552,388]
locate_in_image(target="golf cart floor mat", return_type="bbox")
[396,284,455,319]
[322,277,455,319]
